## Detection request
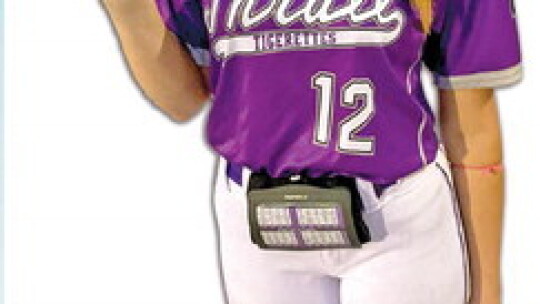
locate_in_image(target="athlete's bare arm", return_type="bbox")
[101,0,210,122]
[439,88,504,304]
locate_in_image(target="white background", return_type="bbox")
[4,0,540,303]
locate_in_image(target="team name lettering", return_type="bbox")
[209,0,405,58]
[254,30,337,51]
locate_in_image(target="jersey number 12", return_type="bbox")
[311,72,375,155]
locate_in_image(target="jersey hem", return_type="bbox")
[434,63,523,89]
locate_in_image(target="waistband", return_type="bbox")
[224,147,449,199]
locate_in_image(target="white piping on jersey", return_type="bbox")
[417,108,428,165]
[408,47,428,165]
[406,49,423,94]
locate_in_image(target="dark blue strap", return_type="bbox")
[372,182,394,198]
[226,161,243,186]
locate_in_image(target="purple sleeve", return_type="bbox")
[155,0,210,66]
[423,0,523,89]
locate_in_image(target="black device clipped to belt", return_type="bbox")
[246,169,371,250]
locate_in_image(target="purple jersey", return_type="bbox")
[156,0,522,184]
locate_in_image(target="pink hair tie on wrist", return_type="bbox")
[450,163,504,174]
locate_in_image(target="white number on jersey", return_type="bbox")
[312,72,375,155]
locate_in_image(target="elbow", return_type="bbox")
[439,89,503,164]
[148,93,209,123]
[162,109,194,123]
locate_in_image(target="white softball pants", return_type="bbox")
[211,150,471,304]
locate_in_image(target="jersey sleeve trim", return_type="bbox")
[434,64,523,89]
[186,44,210,67]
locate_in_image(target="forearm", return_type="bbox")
[101,0,209,121]
[439,89,504,304]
